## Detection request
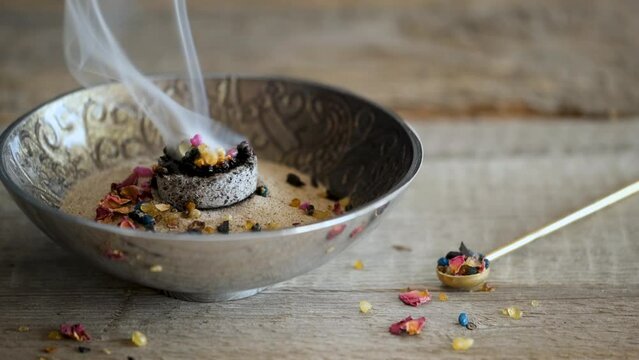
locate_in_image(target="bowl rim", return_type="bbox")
[0,74,423,242]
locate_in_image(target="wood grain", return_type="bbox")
[2,120,639,359]
[2,0,639,125]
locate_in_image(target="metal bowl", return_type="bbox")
[0,75,422,302]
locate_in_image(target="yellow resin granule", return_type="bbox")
[452,337,474,351]
[131,331,148,347]
[359,301,373,313]
[353,259,364,270]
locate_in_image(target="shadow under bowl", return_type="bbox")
[0,75,422,302]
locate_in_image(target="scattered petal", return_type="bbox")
[60,323,91,342]
[149,265,163,273]
[399,290,432,307]
[189,134,203,147]
[95,205,113,221]
[17,325,29,332]
[118,217,136,229]
[448,255,466,274]
[133,166,154,178]
[531,300,540,307]
[439,292,449,302]
[389,316,426,336]
[359,301,373,314]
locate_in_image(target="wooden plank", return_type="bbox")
[1,120,639,359]
[2,0,639,125]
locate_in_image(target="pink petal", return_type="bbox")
[227,147,238,158]
[60,323,91,342]
[448,255,466,273]
[118,216,136,229]
[190,134,203,147]
[389,316,412,335]
[133,166,154,178]
[95,205,113,221]
[299,202,310,211]
[399,290,432,307]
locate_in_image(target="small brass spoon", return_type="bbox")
[437,180,639,289]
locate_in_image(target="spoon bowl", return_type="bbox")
[436,268,490,290]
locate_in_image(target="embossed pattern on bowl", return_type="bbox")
[0,76,422,302]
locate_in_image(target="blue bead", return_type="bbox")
[437,257,449,266]
[458,312,469,326]
[484,258,490,269]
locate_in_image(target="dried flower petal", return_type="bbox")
[17,325,29,332]
[133,166,154,178]
[118,217,136,229]
[299,202,310,211]
[439,292,449,301]
[95,205,113,221]
[447,255,466,274]
[399,290,432,307]
[59,323,91,342]
[190,134,203,147]
[389,316,426,336]
[149,265,163,272]
[119,185,140,201]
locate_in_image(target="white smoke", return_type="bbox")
[64,0,241,156]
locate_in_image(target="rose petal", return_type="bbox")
[448,255,466,274]
[118,216,136,229]
[134,166,154,178]
[190,134,203,147]
[299,202,310,211]
[399,290,432,307]
[59,323,91,342]
[227,147,238,158]
[95,205,113,221]
[389,316,427,336]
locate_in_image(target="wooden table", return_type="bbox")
[2,1,639,359]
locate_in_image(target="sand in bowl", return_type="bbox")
[61,159,344,233]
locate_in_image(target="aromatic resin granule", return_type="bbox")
[61,159,348,234]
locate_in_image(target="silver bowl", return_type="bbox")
[0,75,422,302]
